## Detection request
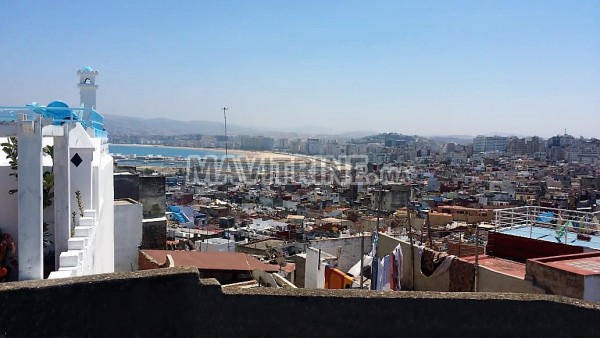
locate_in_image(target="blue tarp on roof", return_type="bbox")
[167,205,190,224]
[536,212,554,223]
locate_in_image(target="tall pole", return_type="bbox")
[222,107,228,157]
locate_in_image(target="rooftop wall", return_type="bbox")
[307,235,372,272]
[113,173,140,201]
[0,267,598,337]
[140,176,166,218]
[487,231,583,263]
[114,199,143,272]
[141,218,167,249]
[377,233,544,294]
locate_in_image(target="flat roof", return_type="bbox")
[462,254,526,278]
[320,217,342,223]
[239,238,286,251]
[499,225,600,250]
[114,198,140,205]
[438,205,492,212]
[531,252,600,276]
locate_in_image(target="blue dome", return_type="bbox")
[82,66,93,72]
[47,100,70,109]
[45,101,79,124]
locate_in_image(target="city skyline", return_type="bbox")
[1,1,598,137]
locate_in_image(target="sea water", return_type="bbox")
[109,144,229,167]
[109,144,227,158]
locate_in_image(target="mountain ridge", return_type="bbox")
[103,113,377,139]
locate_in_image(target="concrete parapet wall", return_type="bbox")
[526,255,587,299]
[141,217,167,249]
[0,267,598,337]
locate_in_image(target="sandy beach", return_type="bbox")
[110,143,308,161]
[110,144,350,177]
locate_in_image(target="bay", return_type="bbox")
[109,144,227,158]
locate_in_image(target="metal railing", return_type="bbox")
[493,206,600,246]
[0,106,106,139]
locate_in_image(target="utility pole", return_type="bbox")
[222,107,228,157]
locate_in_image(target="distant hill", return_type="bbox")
[104,114,259,136]
[484,132,529,138]
[428,135,474,145]
[104,113,378,139]
[352,132,417,144]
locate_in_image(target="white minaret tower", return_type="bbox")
[77,66,99,109]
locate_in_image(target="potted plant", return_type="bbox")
[0,231,16,282]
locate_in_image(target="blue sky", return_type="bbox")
[1,0,598,137]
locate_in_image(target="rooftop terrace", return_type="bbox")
[494,206,600,249]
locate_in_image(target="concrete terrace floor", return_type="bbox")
[462,254,526,278]
[499,225,600,250]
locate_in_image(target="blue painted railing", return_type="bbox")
[0,102,106,138]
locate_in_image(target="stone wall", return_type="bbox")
[447,241,485,257]
[0,267,598,337]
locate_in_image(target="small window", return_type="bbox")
[84,78,91,84]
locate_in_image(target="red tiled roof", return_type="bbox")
[141,250,280,272]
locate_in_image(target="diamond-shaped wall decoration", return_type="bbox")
[71,153,83,167]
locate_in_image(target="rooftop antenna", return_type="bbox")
[222,107,229,157]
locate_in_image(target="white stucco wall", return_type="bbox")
[377,234,450,291]
[476,265,544,294]
[283,200,298,211]
[52,130,115,279]
[308,235,372,272]
[195,239,236,252]
[114,200,143,272]
[92,151,115,274]
[305,247,330,289]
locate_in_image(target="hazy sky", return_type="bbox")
[1,1,598,137]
